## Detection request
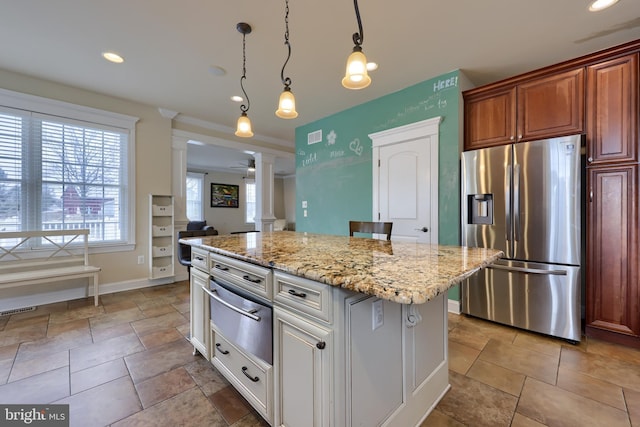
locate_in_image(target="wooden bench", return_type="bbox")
[0,229,101,307]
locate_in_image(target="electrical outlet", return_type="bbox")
[303,209,308,217]
[302,200,307,208]
[137,255,144,265]
[372,299,383,330]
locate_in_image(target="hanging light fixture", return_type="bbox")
[276,0,298,119]
[235,22,254,137]
[342,0,371,90]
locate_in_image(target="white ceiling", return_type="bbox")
[1,1,639,176]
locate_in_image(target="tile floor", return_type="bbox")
[0,281,638,427]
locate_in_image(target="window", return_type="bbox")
[0,89,137,248]
[245,179,256,223]
[186,172,204,221]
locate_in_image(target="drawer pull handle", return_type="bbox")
[214,264,230,271]
[194,256,204,261]
[288,289,307,298]
[203,287,261,322]
[215,343,229,355]
[242,366,260,382]
[316,341,326,350]
[243,275,262,283]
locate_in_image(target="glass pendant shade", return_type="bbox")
[275,88,298,119]
[342,48,371,90]
[235,113,253,137]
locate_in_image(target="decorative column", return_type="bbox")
[253,152,276,231]
[171,134,189,229]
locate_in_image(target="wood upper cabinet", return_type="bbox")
[586,53,639,166]
[586,165,640,339]
[464,68,585,150]
[464,86,516,150]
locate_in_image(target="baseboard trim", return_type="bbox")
[447,299,461,314]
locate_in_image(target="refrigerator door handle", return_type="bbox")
[513,163,521,243]
[487,263,567,276]
[505,164,512,244]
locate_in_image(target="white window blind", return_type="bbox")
[245,179,256,223]
[0,92,136,247]
[186,172,204,221]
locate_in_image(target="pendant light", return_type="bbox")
[275,0,298,119]
[235,22,254,138]
[342,0,371,90]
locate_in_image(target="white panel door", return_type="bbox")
[371,117,440,244]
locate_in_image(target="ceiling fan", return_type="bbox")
[230,159,256,173]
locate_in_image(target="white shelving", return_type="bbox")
[149,194,174,279]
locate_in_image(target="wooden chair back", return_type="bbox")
[349,221,393,240]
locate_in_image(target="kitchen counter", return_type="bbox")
[182,230,503,305]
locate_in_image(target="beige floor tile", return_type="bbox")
[138,327,184,349]
[0,343,18,362]
[466,358,526,396]
[9,349,68,382]
[512,330,562,358]
[124,338,197,383]
[0,358,13,384]
[0,323,47,347]
[99,289,148,305]
[516,377,630,427]
[448,340,481,375]
[0,366,70,404]
[172,301,190,314]
[448,322,490,350]
[15,328,92,361]
[561,346,640,392]
[70,332,144,372]
[88,307,145,331]
[90,322,136,342]
[557,366,626,410]
[141,303,180,318]
[102,299,140,313]
[421,408,466,426]
[184,357,230,397]
[210,386,252,425]
[46,318,90,338]
[479,338,559,385]
[436,370,518,426]
[511,412,546,427]
[71,358,129,394]
[49,304,104,323]
[56,376,141,427]
[625,388,640,427]
[230,411,271,427]
[4,313,49,330]
[111,387,224,427]
[586,337,640,366]
[135,367,196,408]
[454,315,518,344]
[130,311,188,336]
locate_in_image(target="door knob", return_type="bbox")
[415,227,429,232]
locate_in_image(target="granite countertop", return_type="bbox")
[181,231,503,305]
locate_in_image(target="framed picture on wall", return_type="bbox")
[210,183,239,208]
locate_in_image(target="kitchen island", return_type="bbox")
[182,231,502,427]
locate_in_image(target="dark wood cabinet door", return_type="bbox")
[464,86,516,150]
[586,53,639,166]
[517,68,585,142]
[586,165,639,338]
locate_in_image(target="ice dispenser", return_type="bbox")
[467,194,493,225]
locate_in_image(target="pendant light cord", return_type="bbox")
[240,31,250,114]
[352,0,364,48]
[280,0,292,89]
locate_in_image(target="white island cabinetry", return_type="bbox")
[189,247,210,359]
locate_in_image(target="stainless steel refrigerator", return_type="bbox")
[461,134,582,342]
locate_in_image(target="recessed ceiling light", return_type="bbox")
[231,95,243,102]
[366,62,378,71]
[102,51,124,64]
[589,0,620,11]
[209,65,226,76]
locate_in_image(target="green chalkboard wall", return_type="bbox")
[295,70,466,300]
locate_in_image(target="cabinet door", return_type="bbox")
[587,53,638,166]
[274,308,332,427]
[464,86,517,150]
[517,68,585,142]
[586,166,639,338]
[190,267,210,358]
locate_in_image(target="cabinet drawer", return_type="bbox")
[274,271,333,323]
[152,245,172,258]
[152,204,173,216]
[210,254,273,301]
[191,247,209,272]
[152,225,173,237]
[211,328,271,414]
